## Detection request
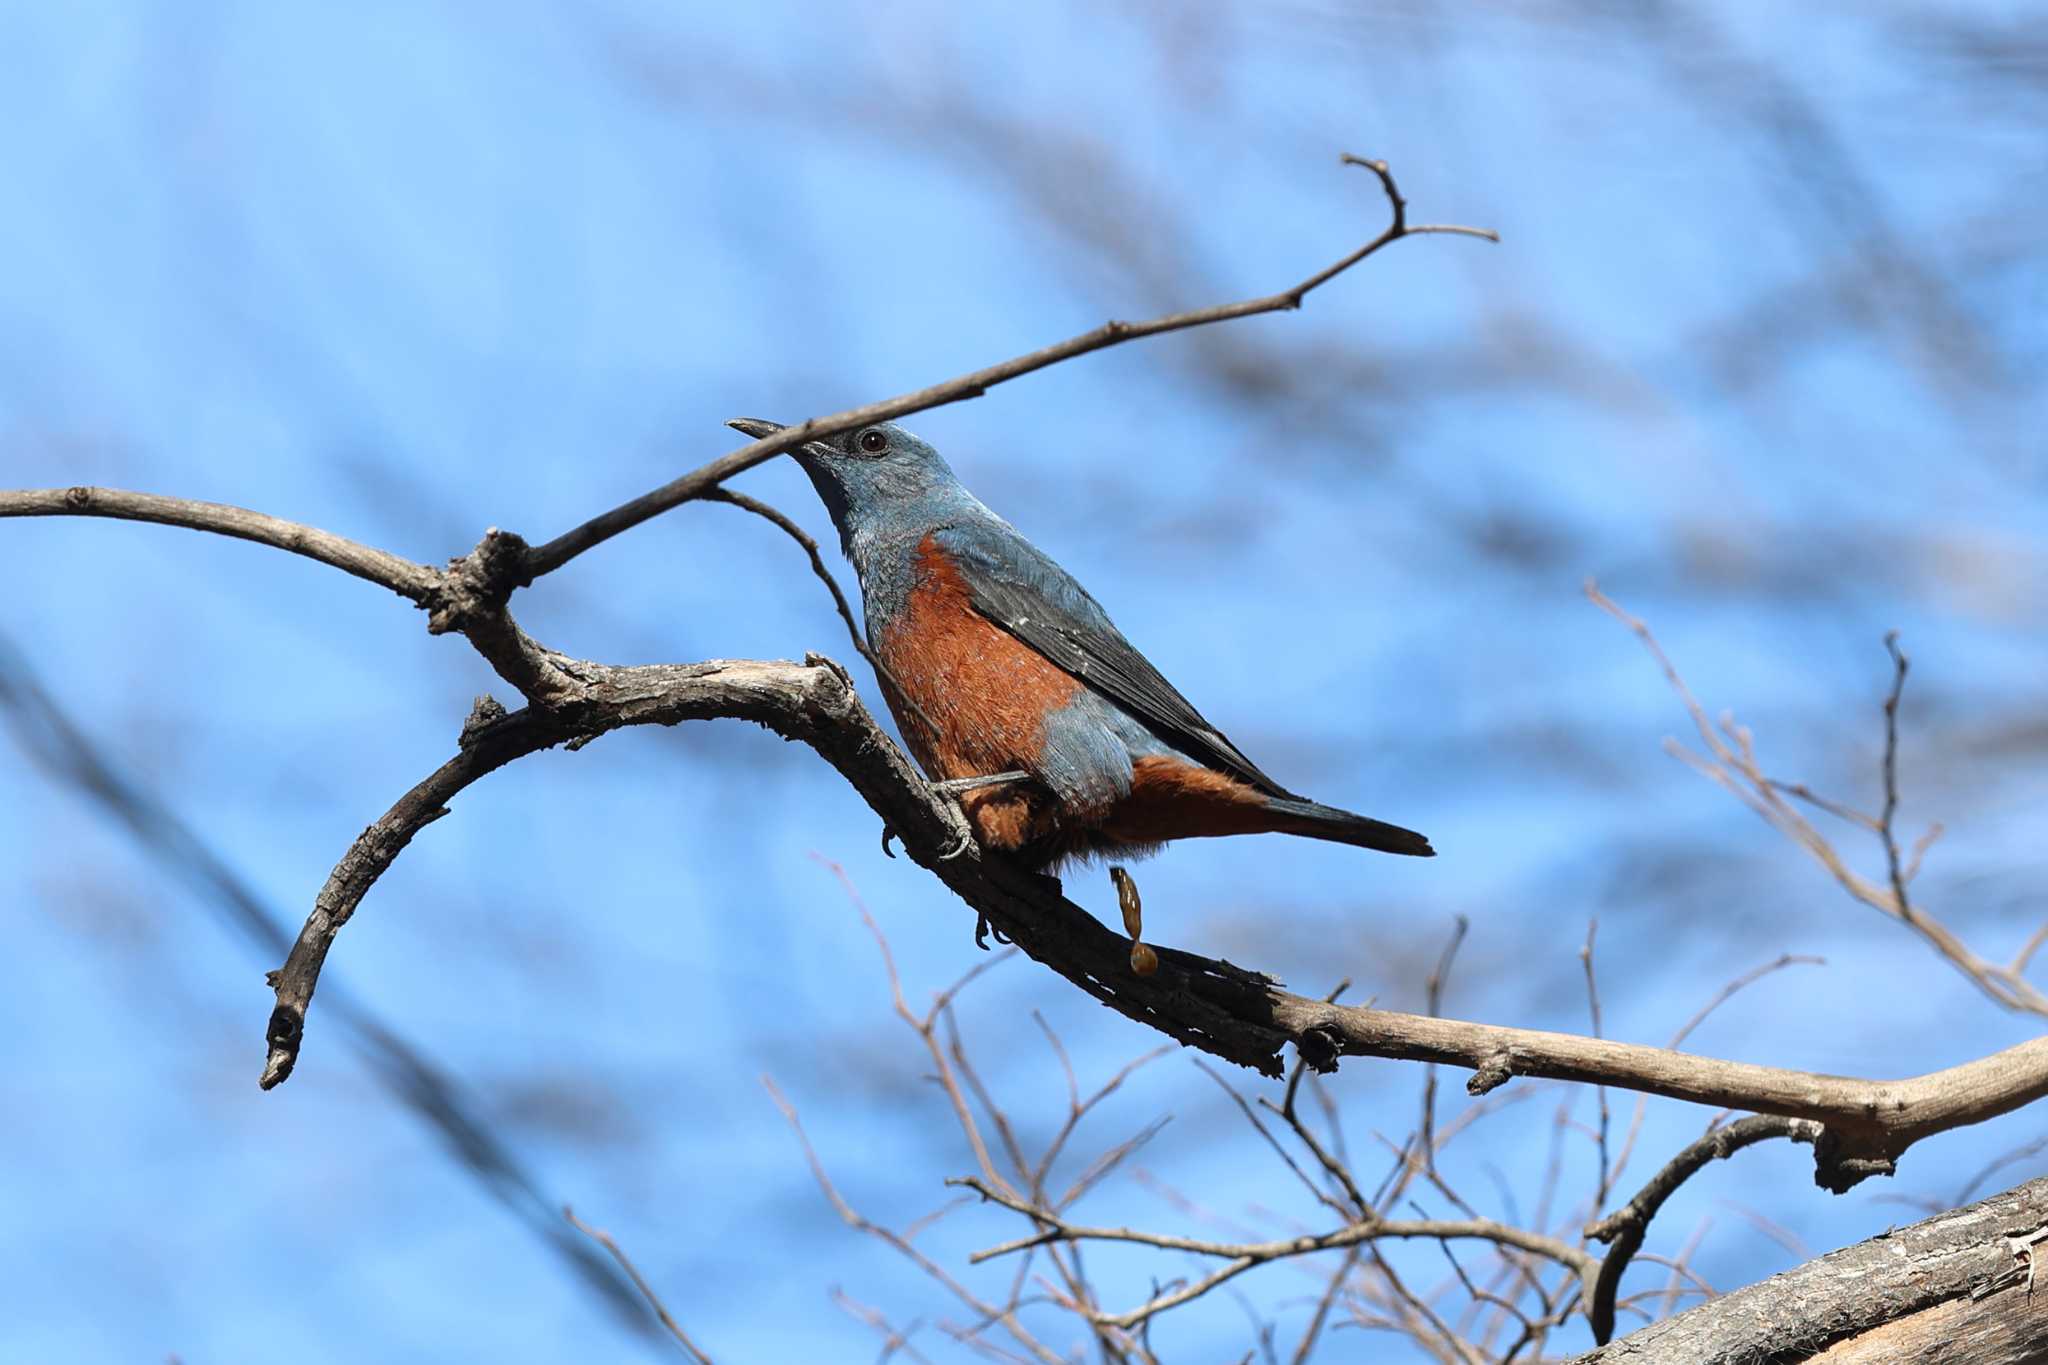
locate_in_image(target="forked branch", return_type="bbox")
[1586,580,2048,1017]
[250,646,2048,1192]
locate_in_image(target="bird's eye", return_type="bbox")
[857,429,888,454]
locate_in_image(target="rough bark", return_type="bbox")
[1575,1176,2048,1364]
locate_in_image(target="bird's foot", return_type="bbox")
[1109,865,1159,977]
[880,821,974,862]
[920,773,1021,868]
[972,912,1014,951]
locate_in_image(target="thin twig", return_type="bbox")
[703,489,949,744]
[1670,953,1829,1055]
[1879,632,1914,922]
[1589,579,2048,1019]
[1421,917,1470,1182]
[821,858,1018,1198]
[1606,952,1825,1200]
[1199,1062,1349,1221]
[1582,920,1613,1212]
[765,1078,1065,1365]
[953,1175,1593,1334]
[1290,1245,1362,1365]
[830,1288,939,1365]
[1717,1199,1812,1261]
[1953,1131,2048,1207]
[1366,1245,1486,1365]
[1582,1115,1822,1344]
[564,1206,717,1363]
[703,489,867,657]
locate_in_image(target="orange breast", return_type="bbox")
[875,535,1085,850]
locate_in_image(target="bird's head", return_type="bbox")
[726,417,967,543]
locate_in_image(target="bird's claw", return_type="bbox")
[973,912,1013,951]
[878,819,973,862]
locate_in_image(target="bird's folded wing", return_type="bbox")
[932,524,1294,799]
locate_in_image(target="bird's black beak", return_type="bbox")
[726,416,783,441]
[727,416,837,461]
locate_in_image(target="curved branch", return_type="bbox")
[1584,1115,1823,1345]
[0,486,439,601]
[261,697,570,1087]
[698,490,945,741]
[516,156,1496,579]
[702,489,867,658]
[258,657,927,1087]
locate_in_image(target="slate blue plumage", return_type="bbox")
[730,417,1433,871]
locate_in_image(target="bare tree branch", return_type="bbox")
[953,1173,1595,1334]
[830,1288,940,1365]
[0,486,439,600]
[706,490,952,748]
[702,489,868,657]
[565,1206,718,1363]
[513,156,1496,580]
[764,1075,1068,1365]
[0,163,1492,671]
[1604,952,1826,1221]
[1582,1115,1823,1345]
[1586,579,2048,1018]
[243,642,2048,1190]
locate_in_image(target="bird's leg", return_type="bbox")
[1109,866,1159,977]
[907,770,1033,948]
[928,769,1032,795]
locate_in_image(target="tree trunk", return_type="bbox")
[1576,1177,2048,1364]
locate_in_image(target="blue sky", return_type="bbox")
[2,2,2044,1360]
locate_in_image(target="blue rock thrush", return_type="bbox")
[729,418,1434,874]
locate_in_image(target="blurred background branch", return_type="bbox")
[0,636,656,1337]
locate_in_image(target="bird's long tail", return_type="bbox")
[1262,796,1435,857]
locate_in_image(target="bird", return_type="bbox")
[728,417,1433,875]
